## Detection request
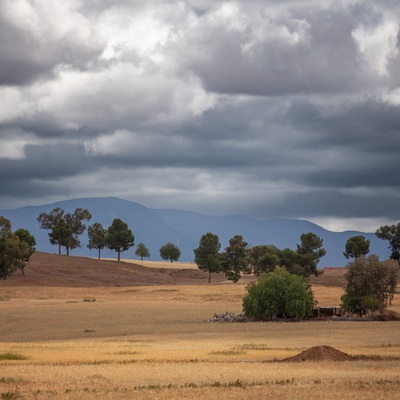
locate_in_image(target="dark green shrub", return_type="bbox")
[242,267,314,320]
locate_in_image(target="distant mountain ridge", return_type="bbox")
[0,197,391,267]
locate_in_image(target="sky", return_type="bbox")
[1,0,400,232]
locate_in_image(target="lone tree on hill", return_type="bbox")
[242,267,315,320]
[159,243,180,263]
[106,218,134,262]
[343,235,370,259]
[37,207,91,255]
[87,222,107,259]
[0,216,35,279]
[135,242,150,260]
[194,232,221,283]
[376,223,400,267]
[341,254,398,316]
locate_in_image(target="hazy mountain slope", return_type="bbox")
[0,197,391,266]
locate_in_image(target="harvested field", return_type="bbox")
[0,253,399,399]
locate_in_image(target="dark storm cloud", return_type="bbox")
[1,0,400,230]
[0,144,91,181]
[249,189,400,220]
[177,4,375,96]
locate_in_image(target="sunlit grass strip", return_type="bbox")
[234,343,271,351]
[0,377,21,383]
[0,353,28,361]
[132,378,296,391]
[208,350,246,356]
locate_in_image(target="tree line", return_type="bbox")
[193,232,326,283]
[239,231,398,320]
[0,206,183,280]
[37,207,181,263]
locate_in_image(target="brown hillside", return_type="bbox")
[310,267,347,287]
[0,252,349,288]
[0,252,227,287]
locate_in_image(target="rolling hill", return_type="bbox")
[0,251,346,288]
[0,197,391,267]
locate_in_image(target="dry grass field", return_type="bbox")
[0,253,400,399]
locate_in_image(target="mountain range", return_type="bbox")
[0,197,391,267]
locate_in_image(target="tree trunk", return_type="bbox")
[118,250,121,262]
[66,246,69,256]
[208,271,211,284]
[58,244,61,255]
[98,248,101,260]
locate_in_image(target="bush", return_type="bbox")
[242,267,315,320]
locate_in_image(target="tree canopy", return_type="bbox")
[343,235,370,259]
[37,207,91,255]
[159,243,181,263]
[247,245,280,276]
[87,222,107,259]
[245,233,325,278]
[194,232,221,283]
[220,235,250,282]
[376,223,400,267]
[242,267,315,320]
[0,216,35,279]
[14,228,36,275]
[106,218,135,262]
[341,254,398,316]
[295,232,326,276]
[135,242,150,260]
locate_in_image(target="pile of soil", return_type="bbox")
[283,345,353,362]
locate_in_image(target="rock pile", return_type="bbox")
[208,312,248,322]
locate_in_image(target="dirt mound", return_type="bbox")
[283,345,352,362]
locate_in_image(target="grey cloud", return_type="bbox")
[0,3,104,86]
[0,144,91,181]
[175,4,375,96]
[248,189,400,220]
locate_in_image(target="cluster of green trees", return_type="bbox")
[193,231,326,319]
[0,217,36,280]
[194,232,326,283]
[193,227,398,320]
[340,230,399,316]
[37,208,92,256]
[38,207,182,264]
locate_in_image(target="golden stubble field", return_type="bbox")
[1,268,400,399]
